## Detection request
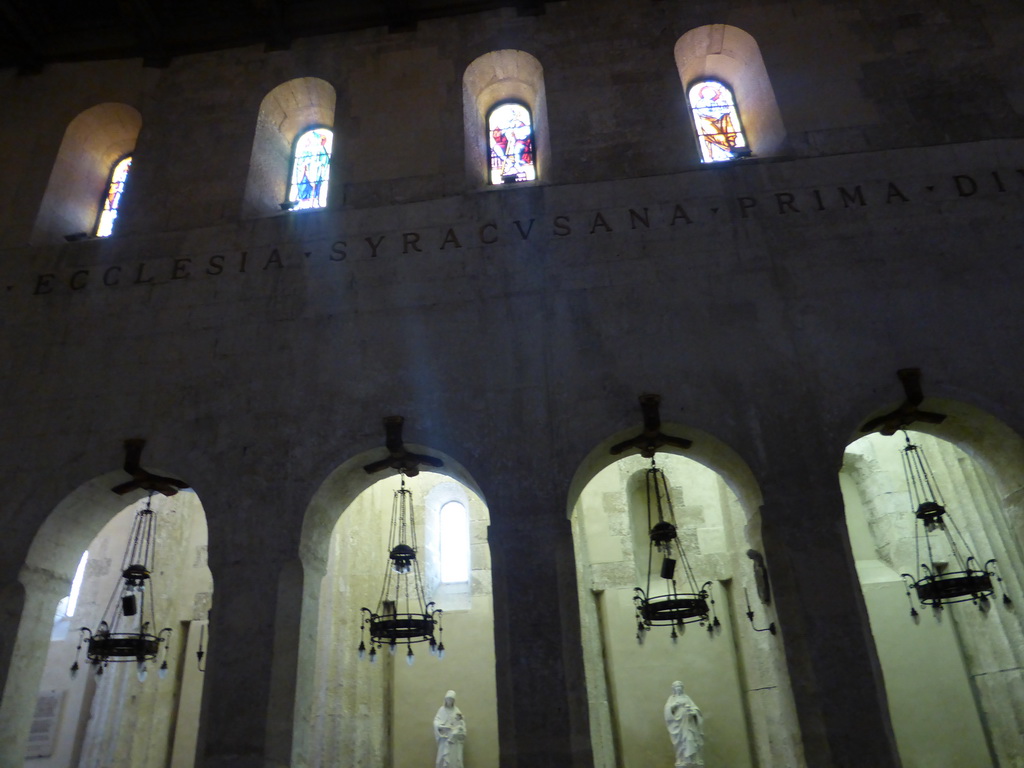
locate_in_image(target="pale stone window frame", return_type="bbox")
[32,102,142,243]
[243,76,337,218]
[424,481,473,611]
[462,49,550,188]
[50,551,88,641]
[674,25,786,163]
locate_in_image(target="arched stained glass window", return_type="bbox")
[488,102,536,184]
[439,500,470,583]
[288,127,333,210]
[95,156,132,237]
[688,80,748,163]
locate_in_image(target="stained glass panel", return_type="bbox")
[95,156,131,237]
[289,128,333,210]
[688,80,747,163]
[488,103,536,184]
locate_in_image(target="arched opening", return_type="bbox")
[673,25,786,162]
[0,474,211,768]
[294,450,498,767]
[32,103,142,243]
[569,426,802,768]
[463,50,549,187]
[243,77,336,217]
[841,402,1024,768]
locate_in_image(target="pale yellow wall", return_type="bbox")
[574,454,768,768]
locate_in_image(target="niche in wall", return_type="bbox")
[32,103,142,243]
[572,450,800,768]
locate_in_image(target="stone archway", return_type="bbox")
[293,447,499,767]
[841,401,1024,768]
[0,473,212,768]
[568,424,802,768]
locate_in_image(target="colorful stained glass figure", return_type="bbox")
[488,103,535,184]
[688,80,748,163]
[95,156,132,237]
[288,128,333,210]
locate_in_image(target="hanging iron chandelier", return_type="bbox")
[633,457,718,641]
[610,394,717,642]
[357,474,445,664]
[358,416,446,665]
[71,492,173,681]
[897,431,1011,616]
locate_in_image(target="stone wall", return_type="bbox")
[1,1,1024,766]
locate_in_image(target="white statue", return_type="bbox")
[433,689,466,768]
[665,680,704,767]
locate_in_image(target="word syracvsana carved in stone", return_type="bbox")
[25,167,1024,297]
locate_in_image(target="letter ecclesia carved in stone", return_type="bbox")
[18,166,1024,297]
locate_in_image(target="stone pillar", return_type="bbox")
[489,508,593,768]
[761,470,901,768]
[0,569,66,765]
[196,489,302,768]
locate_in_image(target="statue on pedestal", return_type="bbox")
[665,680,704,767]
[434,690,466,768]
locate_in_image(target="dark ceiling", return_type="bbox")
[0,0,549,71]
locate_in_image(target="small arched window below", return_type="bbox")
[439,501,470,583]
[288,127,333,210]
[488,102,536,185]
[688,80,748,163]
[95,156,132,237]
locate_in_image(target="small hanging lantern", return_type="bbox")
[358,416,446,664]
[71,492,172,680]
[897,432,1011,615]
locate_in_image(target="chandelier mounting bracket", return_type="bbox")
[860,369,947,436]
[610,394,693,458]
[363,416,444,477]
[111,438,188,497]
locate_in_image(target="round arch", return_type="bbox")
[0,470,211,768]
[841,395,1024,768]
[566,421,762,525]
[462,49,550,187]
[32,102,142,243]
[243,76,337,218]
[673,25,786,161]
[568,418,801,768]
[293,444,496,768]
